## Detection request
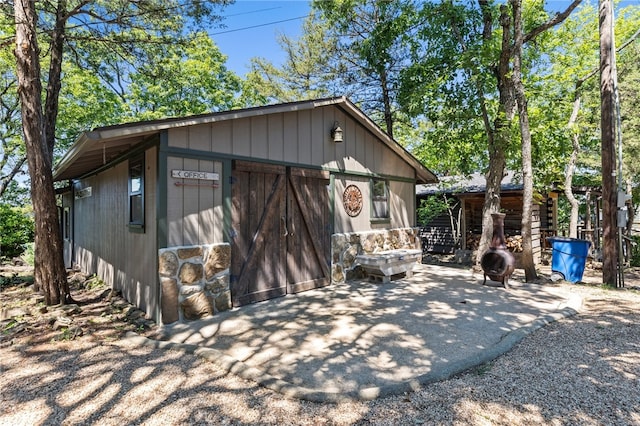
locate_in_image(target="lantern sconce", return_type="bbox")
[331,121,343,143]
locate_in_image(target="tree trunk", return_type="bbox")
[444,194,462,249]
[380,68,393,138]
[565,95,582,238]
[479,138,507,261]
[599,0,619,286]
[585,189,593,247]
[477,4,513,264]
[511,0,538,282]
[14,0,69,305]
[44,0,67,163]
[625,179,634,263]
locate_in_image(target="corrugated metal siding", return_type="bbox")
[72,147,158,317]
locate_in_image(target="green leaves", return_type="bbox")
[241,13,341,106]
[1,1,240,203]
[126,32,241,120]
[0,204,34,259]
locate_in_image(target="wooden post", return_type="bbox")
[599,0,619,286]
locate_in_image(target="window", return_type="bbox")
[371,178,389,220]
[63,207,70,240]
[128,155,144,228]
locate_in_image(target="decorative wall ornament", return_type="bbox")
[343,184,363,217]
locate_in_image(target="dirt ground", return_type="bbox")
[2,262,640,425]
[1,259,639,351]
[0,265,156,347]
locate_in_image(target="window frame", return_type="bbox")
[63,207,71,240]
[370,178,390,222]
[128,154,145,231]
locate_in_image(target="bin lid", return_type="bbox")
[546,236,591,244]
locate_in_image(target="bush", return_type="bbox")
[22,242,35,266]
[0,204,35,260]
[417,195,454,226]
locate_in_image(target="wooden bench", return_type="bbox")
[355,249,422,283]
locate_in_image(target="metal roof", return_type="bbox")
[416,171,523,196]
[53,97,438,184]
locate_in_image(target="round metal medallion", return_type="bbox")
[343,184,363,217]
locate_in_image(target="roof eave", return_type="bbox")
[336,98,438,184]
[53,96,438,184]
[53,132,96,181]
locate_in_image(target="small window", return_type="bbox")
[63,207,70,240]
[128,155,144,228]
[371,178,389,220]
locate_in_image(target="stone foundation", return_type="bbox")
[331,228,421,283]
[158,243,231,324]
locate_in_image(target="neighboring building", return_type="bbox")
[416,172,558,263]
[54,97,437,324]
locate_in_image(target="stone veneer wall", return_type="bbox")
[158,243,231,324]
[331,227,421,283]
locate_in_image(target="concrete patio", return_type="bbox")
[132,263,583,402]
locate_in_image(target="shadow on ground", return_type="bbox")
[152,264,579,400]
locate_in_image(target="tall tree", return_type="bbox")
[540,3,601,239]
[599,0,619,286]
[10,0,230,305]
[126,32,241,120]
[401,0,580,275]
[511,0,538,280]
[241,14,340,106]
[313,0,416,137]
[399,0,518,261]
[547,5,640,239]
[614,27,640,249]
[14,0,68,304]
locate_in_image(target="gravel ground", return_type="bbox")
[1,267,640,425]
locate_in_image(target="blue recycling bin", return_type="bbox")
[547,237,591,283]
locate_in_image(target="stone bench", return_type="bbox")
[355,249,422,283]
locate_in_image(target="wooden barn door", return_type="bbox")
[286,167,331,293]
[230,161,330,307]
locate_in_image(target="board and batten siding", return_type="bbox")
[166,156,224,246]
[166,105,414,180]
[333,176,416,234]
[390,179,416,227]
[71,147,158,316]
[166,104,418,235]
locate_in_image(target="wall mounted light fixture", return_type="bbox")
[331,121,343,143]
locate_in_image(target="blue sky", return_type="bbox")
[210,0,312,76]
[209,0,639,78]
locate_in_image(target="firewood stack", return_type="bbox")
[466,233,524,252]
[466,233,481,250]
[505,235,523,252]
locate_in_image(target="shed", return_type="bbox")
[417,172,558,263]
[54,97,437,324]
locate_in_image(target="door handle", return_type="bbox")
[281,216,289,236]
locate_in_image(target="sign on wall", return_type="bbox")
[171,170,219,181]
[75,187,92,199]
[171,169,220,188]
